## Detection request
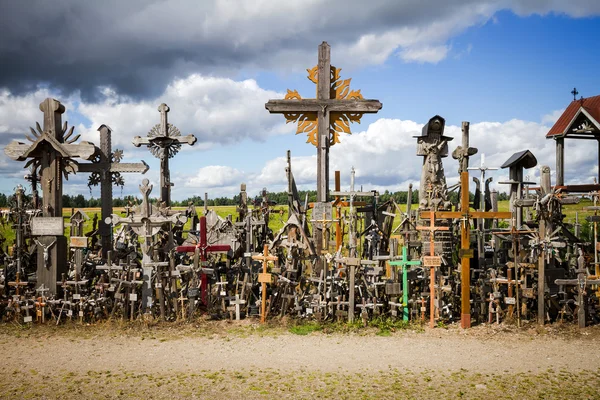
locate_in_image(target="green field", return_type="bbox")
[0,199,594,248]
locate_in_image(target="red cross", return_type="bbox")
[176,216,231,305]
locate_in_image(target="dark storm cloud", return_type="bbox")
[1,1,599,101]
[0,0,491,100]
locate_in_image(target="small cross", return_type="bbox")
[229,294,246,321]
[389,247,422,321]
[177,293,188,320]
[252,244,278,323]
[571,87,579,101]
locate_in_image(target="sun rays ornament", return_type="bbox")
[283,65,367,146]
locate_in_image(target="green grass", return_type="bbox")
[288,321,322,335]
[0,199,593,249]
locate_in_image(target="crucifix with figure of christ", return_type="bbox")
[265,41,382,256]
[79,125,148,257]
[133,103,197,207]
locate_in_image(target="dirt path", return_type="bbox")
[1,322,599,399]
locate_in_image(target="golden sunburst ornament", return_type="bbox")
[283,65,365,146]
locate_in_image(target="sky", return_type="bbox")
[1,0,600,201]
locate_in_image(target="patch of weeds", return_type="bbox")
[289,321,322,335]
[370,316,411,335]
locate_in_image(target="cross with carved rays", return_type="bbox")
[265,42,382,204]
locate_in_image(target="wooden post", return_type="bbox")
[79,125,148,257]
[334,171,342,253]
[538,166,551,325]
[556,137,564,187]
[459,173,472,328]
[317,42,331,205]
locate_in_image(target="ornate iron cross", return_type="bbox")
[79,125,148,256]
[132,103,197,206]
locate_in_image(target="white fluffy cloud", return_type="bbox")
[221,115,597,198]
[76,75,291,149]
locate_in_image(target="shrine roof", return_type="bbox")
[546,95,600,138]
[500,150,537,169]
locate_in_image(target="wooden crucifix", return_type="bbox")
[176,215,231,306]
[133,103,197,206]
[421,171,511,328]
[417,210,449,328]
[79,125,148,256]
[265,42,382,255]
[389,246,422,321]
[252,244,278,323]
[4,98,96,294]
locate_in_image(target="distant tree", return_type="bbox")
[62,194,72,207]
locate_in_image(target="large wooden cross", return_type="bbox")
[420,171,511,328]
[176,215,231,306]
[265,42,382,254]
[79,125,148,256]
[4,98,96,294]
[132,103,197,206]
[252,244,278,323]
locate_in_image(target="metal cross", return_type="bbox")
[132,103,197,206]
[78,125,148,256]
[571,87,579,101]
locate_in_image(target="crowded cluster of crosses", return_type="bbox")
[1,42,600,329]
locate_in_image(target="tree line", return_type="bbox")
[0,190,510,209]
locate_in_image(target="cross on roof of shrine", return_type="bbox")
[546,94,600,138]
